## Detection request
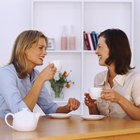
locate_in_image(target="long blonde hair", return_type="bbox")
[9,30,48,79]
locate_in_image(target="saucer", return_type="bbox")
[49,113,71,119]
[81,115,105,120]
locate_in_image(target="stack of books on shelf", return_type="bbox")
[83,31,98,51]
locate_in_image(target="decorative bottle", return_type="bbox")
[61,26,67,50]
[68,25,76,50]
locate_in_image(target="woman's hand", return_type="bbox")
[38,64,57,82]
[66,98,80,111]
[84,93,96,108]
[84,93,99,114]
[101,89,122,103]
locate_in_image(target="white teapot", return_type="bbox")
[5,108,42,131]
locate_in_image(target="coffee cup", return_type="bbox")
[88,87,102,99]
[50,60,62,71]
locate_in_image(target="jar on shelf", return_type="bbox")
[68,25,76,50]
[61,26,68,50]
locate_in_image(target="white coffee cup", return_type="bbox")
[88,87,102,99]
[50,60,62,71]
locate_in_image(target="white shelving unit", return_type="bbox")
[31,0,134,115]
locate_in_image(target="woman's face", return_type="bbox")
[25,37,47,68]
[96,36,109,66]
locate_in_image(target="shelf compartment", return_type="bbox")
[32,0,82,51]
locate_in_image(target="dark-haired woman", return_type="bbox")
[84,29,140,120]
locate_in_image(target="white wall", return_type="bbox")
[0,0,31,66]
[134,0,140,72]
[0,0,140,72]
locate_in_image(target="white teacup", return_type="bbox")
[88,87,102,99]
[50,60,62,71]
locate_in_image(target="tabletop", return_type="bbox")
[1,115,140,140]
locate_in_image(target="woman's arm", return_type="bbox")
[23,64,56,111]
[102,89,140,120]
[118,97,140,120]
[0,68,28,114]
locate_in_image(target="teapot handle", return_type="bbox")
[5,113,14,129]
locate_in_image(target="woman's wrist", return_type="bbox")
[117,96,124,105]
[37,74,46,84]
[56,105,70,113]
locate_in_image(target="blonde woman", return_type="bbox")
[0,30,80,118]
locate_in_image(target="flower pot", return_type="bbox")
[51,90,64,100]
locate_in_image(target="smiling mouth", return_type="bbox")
[98,55,102,60]
[39,58,44,61]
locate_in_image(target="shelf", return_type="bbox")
[83,50,96,53]
[47,50,82,53]
[32,0,82,51]
[84,1,132,39]
[31,0,134,115]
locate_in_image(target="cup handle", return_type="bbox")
[5,113,14,129]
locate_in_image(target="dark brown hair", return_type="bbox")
[98,29,133,74]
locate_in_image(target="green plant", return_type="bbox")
[49,70,74,98]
